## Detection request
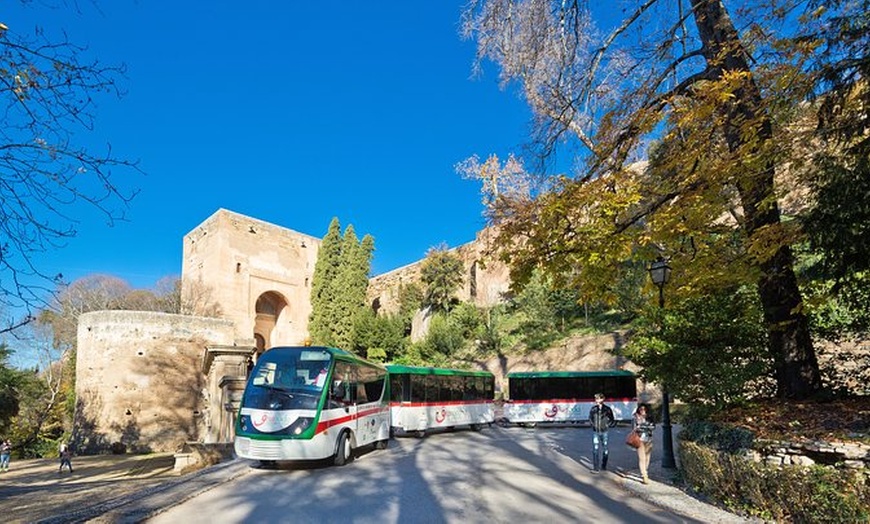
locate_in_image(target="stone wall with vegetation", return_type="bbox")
[367,227,510,315]
[679,423,870,522]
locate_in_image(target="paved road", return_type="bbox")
[149,425,711,523]
[0,425,750,523]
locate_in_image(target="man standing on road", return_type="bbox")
[59,441,73,473]
[0,439,11,471]
[588,393,615,472]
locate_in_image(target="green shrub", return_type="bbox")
[680,441,870,522]
[625,287,770,412]
[680,420,754,454]
[366,347,387,362]
[25,437,64,459]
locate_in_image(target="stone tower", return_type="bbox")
[181,208,322,353]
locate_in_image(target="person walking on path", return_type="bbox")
[59,441,74,473]
[588,392,616,472]
[0,439,11,471]
[632,404,655,484]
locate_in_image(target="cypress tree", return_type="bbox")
[310,220,375,351]
[332,226,370,350]
[309,217,343,346]
[346,234,375,350]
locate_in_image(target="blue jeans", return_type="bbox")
[592,430,609,465]
[0,453,9,469]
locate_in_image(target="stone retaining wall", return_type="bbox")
[748,438,870,470]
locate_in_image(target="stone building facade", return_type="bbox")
[74,209,513,453]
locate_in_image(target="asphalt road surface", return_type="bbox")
[148,424,704,523]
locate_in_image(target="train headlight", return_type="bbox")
[288,417,313,436]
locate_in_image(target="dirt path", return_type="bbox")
[0,453,178,523]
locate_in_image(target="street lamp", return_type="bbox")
[649,257,671,308]
[649,257,676,469]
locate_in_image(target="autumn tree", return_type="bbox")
[32,273,194,376]
[38,275,132,353]
[0,6,140,333]
[175,276,222,318]
[456,0,867,399]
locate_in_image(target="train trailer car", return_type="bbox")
[502,370,638,426]
[387,365,495,437]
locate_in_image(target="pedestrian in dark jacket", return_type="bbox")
[59,441,73,473]
[0,440,11,471]
[588,392,615,471]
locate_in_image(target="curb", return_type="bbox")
[608,467,753,523]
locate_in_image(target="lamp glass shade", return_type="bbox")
[649,259,671,286]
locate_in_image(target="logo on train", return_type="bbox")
[252,413,269,428]
[543,404,566,418]
[435,407,447,424]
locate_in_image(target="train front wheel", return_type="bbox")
[334,431,354,466]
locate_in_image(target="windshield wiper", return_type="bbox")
[255,384,296,397]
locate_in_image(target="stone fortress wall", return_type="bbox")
[75,311,235,453]
[367,227,511,313]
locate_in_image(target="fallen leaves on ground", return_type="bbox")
[712,397,869,442]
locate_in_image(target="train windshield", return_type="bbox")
[245,348,333,410]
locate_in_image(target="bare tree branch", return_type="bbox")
[0,8,142,326]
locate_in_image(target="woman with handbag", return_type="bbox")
[632,405,655,484]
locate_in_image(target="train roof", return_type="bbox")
[265,346,386,369]
[386,364,493,377]
[506,370,636,378]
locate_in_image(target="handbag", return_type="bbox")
[626,430,641,449]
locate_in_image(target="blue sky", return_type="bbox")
[6,1,538,291]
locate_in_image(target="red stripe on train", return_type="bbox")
[505,398,637,404]
[314,406,389,434]
[388,400,494,408]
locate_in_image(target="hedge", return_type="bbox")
[679,440,869,523]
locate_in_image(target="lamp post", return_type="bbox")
[649,257,676,469]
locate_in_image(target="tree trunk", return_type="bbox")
[690,0,822,398]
